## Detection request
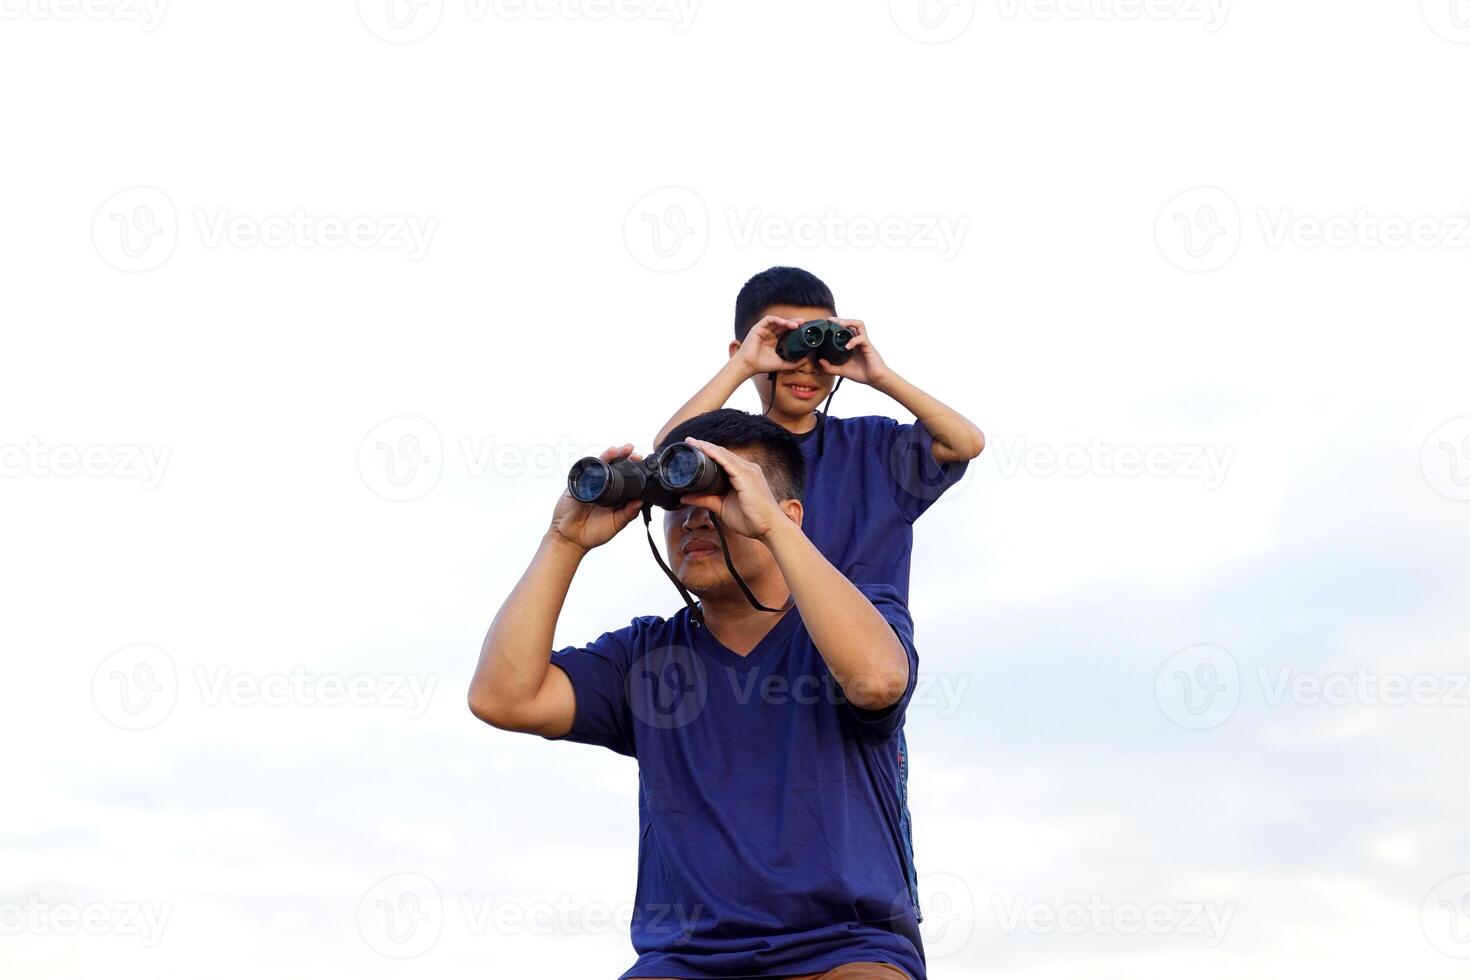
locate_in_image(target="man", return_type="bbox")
[469,409,926,979]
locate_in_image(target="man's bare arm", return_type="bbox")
[468,531,584,736]
[761,521,910,710]
[468,446,642,736]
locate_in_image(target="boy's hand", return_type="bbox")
[817,319,892,388]
[548,444,644,553]
[733,315,803,377]
[677,438,792,543]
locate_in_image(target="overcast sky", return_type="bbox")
[4,2,1470,977]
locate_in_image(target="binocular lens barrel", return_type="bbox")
[567,458,614,503]
[658,443,728,495]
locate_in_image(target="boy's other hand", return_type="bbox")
[817,319,892,388]
[732,315,802,377]
[548,444,644,554]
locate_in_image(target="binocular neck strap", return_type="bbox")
[709,513,792,615]
[817,376,843,455]
[640,507,791,625]
[642,505,705,626]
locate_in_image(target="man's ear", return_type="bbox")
[782,498,804,529]
[728,340,741,359]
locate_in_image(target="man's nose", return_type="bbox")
[682,506,714,530]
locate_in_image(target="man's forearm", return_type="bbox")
[653,358,753,446]
[873,370,986,463]
[469,532,584,720]
[761,521,909,709]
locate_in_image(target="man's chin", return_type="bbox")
[675,563,729,598]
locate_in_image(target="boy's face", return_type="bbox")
[730,304,838,423]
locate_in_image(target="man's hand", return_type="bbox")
[677,438,793,542]
[817,318,892,387]
[548,444,644,553]
[732,315,803,377]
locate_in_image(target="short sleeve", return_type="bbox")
[545,619,655,757]
[838,584,920,742]
[874,417,969,523]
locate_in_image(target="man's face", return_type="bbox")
[661,446,781,598]
[739,304,837,421]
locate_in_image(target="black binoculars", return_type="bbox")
[567,442,730,510]
[777,319,853,366]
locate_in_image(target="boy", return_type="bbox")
[653,266,984,602]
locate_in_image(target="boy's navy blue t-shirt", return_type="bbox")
[547,584,926,980]
[793,415,968,602]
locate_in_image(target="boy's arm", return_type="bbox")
[468,446,643,736]
[652,315,801,446]
[873,371,986,464]
[821,319,986,464]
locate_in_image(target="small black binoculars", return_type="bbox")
[777,319,853,366]
[567,442,730,510]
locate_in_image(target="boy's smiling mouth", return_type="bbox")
[785,380,821,400]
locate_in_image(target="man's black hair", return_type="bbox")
[658,409,806,503]
[733,266,837,342]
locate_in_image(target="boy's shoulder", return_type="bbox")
[825,413,905,438]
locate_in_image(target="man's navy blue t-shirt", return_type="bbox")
[547,585,926,980]
[793,415,968,603]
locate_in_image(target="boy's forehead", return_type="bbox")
[763,303,835,322]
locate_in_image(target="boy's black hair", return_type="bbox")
[657,409,806,503]
[733,266,837,342]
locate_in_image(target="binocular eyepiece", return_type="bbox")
[776,319,853,366]
[567,442,730,510]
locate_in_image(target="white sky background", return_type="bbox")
[3,1,1470,977]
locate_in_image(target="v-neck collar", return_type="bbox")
[691,606,802,672]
